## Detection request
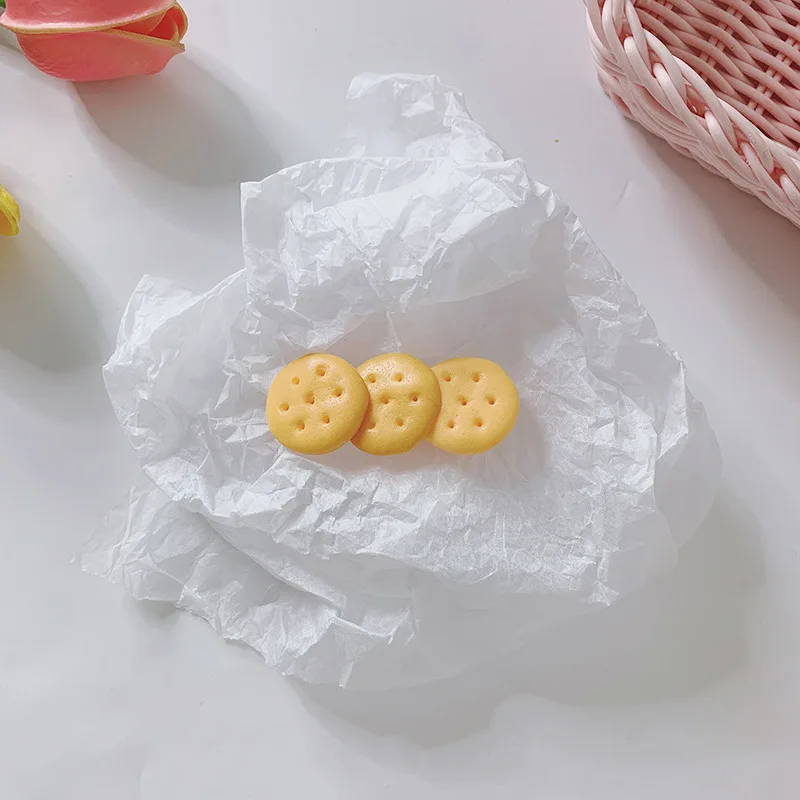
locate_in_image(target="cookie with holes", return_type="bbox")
[428,358,519,455]
[351,353,442,456]
[266,354,369,455]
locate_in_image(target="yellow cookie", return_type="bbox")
[351,353,441,455]
[428,358,519,455]
[266,354,369,455]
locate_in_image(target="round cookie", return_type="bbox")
[266,354,369,455]
[351,353,441,456]
[428,358,519,455]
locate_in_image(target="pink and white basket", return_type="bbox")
[587,0,800,227]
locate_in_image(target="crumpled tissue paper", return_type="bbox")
[83,74,721,689]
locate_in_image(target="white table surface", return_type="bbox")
[2,1,799,797]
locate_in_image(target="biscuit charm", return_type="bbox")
[428,358,519,455]
[352,353,441,456]
[266,354,369,455]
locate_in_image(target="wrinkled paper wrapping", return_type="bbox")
[83,74,721,689]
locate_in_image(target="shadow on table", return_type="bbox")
[74,57,282,241]
[294,491,762,747]
[629,127,800,320]
[0,222,100,372]
[75,57,280,188]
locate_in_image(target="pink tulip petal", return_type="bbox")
[174,3,189,42]
[167,3,189,42]
[16,28,184,81]
[0,0,174,33]
[146,17,178,44]
[149,4,187,44]
[118,10,168,35]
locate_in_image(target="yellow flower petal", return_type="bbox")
[0,185,21,237]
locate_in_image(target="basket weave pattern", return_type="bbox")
[587,0,800,227]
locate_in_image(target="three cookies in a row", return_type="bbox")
[267,353,518,457]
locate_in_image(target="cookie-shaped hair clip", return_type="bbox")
[352,353,441,455]
[266,354,369,455]
[428,358,519,455]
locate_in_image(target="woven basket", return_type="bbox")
[587,0,800,227]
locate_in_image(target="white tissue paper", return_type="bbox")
[83,74,721,689]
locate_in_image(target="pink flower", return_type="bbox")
[0,0,188,81]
